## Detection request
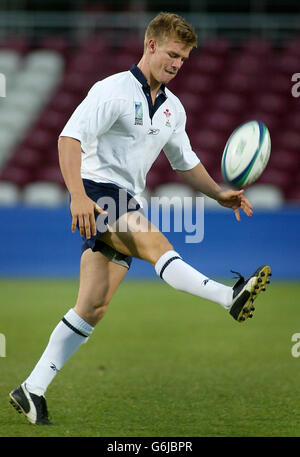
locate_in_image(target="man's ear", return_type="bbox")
[147,38,156,54]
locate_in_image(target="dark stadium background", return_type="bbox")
[0,0,299,279]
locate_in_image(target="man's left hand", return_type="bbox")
[216,189,253,222]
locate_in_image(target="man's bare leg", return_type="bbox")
[13,250,127,408]
[100,212,233,308]
[74,248,128,326]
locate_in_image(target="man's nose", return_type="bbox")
[172,58,183,70]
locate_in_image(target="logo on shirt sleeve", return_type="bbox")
[134,101,143,125]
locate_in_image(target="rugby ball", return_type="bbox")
[221,120,271,187]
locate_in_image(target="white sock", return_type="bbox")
[155,250,233,309]
[25,308,94,396]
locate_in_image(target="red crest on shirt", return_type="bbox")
[163,109,171,127]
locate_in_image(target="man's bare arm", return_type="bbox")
[58,136,104,238]
[176,162,253,221]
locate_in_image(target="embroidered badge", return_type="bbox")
[134,101,143,125]
[163,108,171,127]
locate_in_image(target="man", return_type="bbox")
[9,12,271,425]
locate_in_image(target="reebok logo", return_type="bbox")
[202,279,210,286]
[50,363,60,373]
[148,128,160,135]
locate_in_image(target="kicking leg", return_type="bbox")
[101,212,271,321]
[100,212,233,309]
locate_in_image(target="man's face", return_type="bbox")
[148,38,192,85]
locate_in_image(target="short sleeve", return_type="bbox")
[59,82,127,145]
[163,109,200,171]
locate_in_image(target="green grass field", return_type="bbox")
[1,279,300,437]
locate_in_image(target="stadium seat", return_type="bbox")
[191,148,217,170]
[276,130,300,151]
[221,72,257,94]
[77,33,108,57]
[273,54,300,75]
[265,73,292,96]
[254,93,288,115]
[146,168,165,190]
[0,165,33,187]
[35,166,65,187]
[9,146,42,170]
[194,54,225,75]
[23,182,67,206]
[202,111,238,135]
[61,71,92,96]
[269,149,299,173]
[230,54,265,75]
[47,90,79,113]
[22,128,56,152]
[118,34,144,57]
[258,168,291,192]
[210,168,224,184]
[282,37,300,56]
[210,92,245,114]
[284,187,300,203]
[190,129,226,153]
[241,38,273,56]
[2,89,44,120]
[0,106,33,142]
[39,35,70,56]
[282,108,300,130]
[0,181,20,205]
[179,92,205,114]
[199,37,231,57]
[25,50,64,77]
[0,50,20,77]
[67,52,101,74]
[182,73,216,95]
[0,36,30,54]
[13,71,59,106]
[45,148,60,166]
[0,127,20,166]
[37,109,68,133]
[244,184,284,209]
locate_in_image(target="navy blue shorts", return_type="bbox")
[80,179,142,269]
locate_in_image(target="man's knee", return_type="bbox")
[92,301,109,322]
[75,292,110,326]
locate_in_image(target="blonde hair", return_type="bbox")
[144,12,198,51]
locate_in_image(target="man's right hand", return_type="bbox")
[70,194,106,239]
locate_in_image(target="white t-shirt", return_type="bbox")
[59,65,200,196]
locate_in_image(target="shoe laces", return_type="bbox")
[230,270,245,289]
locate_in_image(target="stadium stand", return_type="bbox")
[244,184,285,209]
[0,181,20,205]
[0,33,299,206]
[23,181,68,206]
